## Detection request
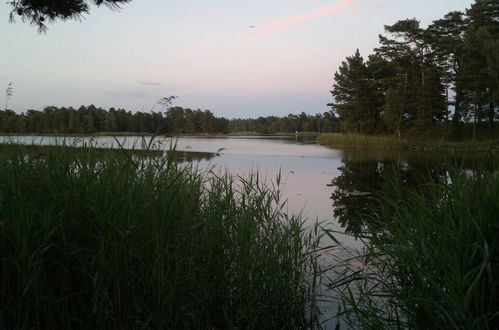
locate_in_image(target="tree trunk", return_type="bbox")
[488,102,495,129]
[421,66,425,88]
[473,111,477,143]
[371,112,379,135]
[357,102,361,133]
[399,70,408,135]
[454,87,461,122]
[445,84,450,121]
[451,88,462,140]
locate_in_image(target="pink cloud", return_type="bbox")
[177,40,214,54]
[177,0,390,54]
[243,0,366,41]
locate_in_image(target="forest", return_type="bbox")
[0,105,340,135]
[0,105,228,135]
[330,0,498,141]
[228,111,339,134]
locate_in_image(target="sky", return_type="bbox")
[0,0,475,119]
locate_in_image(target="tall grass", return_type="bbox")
[317,132,499,151]
[329,170,499,329]
[317,133,401,149]
[0,144,320,329]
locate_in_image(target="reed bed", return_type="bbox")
[329,170,499,329]
[0,144,320,329]
[317,133,499,152]
[317,133,401,149]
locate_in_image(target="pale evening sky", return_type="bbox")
[0,0,474,118]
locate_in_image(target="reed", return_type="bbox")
[317,133,401,149]
[0,144,320,329]
[328,170,499,329]
[317,133,499,152]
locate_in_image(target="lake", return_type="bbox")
[1,134,495,252]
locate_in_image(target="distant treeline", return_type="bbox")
[228,111,339,134]
[0,106,229,135]
[0,106,340,135]
[330,0,498,140]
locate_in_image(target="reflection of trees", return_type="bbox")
[328,151,480,236]
[330,160,385,234]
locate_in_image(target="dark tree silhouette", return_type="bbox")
[8,0,131,32]
[329,151,456,236]
[330,1,498,139]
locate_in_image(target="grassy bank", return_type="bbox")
[317,133,402,149]
[330,170,499,329]
[0,144,320,329]
[317,133,499,152]
[228,131,320,137]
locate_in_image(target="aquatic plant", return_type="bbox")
[0,144,320,329]
[328,170,499,329]
[317,133,402,149]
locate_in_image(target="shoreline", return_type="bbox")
[317,133,499,153]
[0,131,320,136]
[1,131,497,153]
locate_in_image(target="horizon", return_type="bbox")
[1,0,474,119]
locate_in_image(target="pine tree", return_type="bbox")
[427,11,468,138]
[462,0,499,131]
[330,49,374,133]
[377,19,447,132]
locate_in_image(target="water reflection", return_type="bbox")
[330,149,498,236]
[173,150,218,162]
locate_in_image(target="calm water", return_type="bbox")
[1,135,495,251]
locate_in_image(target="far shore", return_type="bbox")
[1,131,498,152]
[0,131,321,138]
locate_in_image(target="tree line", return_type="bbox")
[330,0,498,140]
[0,105,340,135]
[0,105,228,135]
[228,111,339,134]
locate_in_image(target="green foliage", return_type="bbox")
[461,0,499,131]
[229,111,340,134]
[0,105,229,135]
[383,86,405,137]
[331,1,498,140]
[317,133,402,149]
[317,130,499,151]
[329,170,499,329]
[0,144,320,328]
[427,10,467,127]
[330,50,382,134]
[8,0,131,33]
[0,106,341,136]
